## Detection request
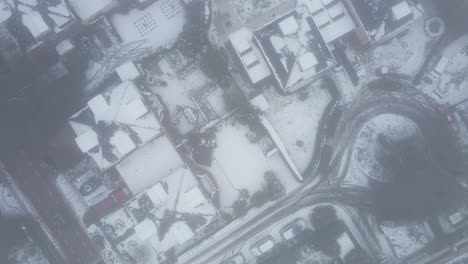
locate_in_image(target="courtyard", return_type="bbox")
[204,116,299,211]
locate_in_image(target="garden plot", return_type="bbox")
[379,221,432,259]
[147,57,227,136]
[263,83,332,175]
[231,0,288,23]
[87,225,124,264]
[207,116,299,209]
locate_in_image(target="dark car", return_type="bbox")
[79,177,102,196]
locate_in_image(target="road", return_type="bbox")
[178,77,457,264]
[2,150,102,264]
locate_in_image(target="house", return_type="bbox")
[229,0,357,92]
[345,0,423,45]
[100,168,218,263]
[69,80,162,171]
[254,6,334,92]
[67,0,118,24]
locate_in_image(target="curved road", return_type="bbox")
[178,78,457,264]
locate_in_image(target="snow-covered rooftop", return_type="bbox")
[115,135,184,195]
[298,52,318,71]
[350,0,422,42]
[67,0,115,22]
[116,61,141,81]
[69,80,162,170]
[55,39,74,56]
[75,129,99,153]
[250,94,270,112]
[16,0,75,40]
[278,15,299,36]
[302,0,356,43]
[337,232,355,260]
[229,27,272,84]
[22,10,50,39]
[392,1,413,21]
[102,168,217,259]
[110,0,186,48]
[254,7,333,91]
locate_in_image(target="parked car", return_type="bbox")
[79,177,102,196]
[280,218,306,241]
[250,237,275,257]
[222,254,245,264]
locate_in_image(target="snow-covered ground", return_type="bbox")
[354,114,420,182]
[378,221,432,259]
[147,56,227,135]
[0,181,27,218]
[211,203,362,264]
[343,155,369,187]
[263,82,332,174]
[8,240,50,264]
[348,18,434,79]
[0,173,50,264]
[205,116,299,209]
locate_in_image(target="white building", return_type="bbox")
[67,0,117,23]
[229,28,272,85]
[69,80,162,171]
[101,168,218,263]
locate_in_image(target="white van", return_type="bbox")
[429,56,449,81]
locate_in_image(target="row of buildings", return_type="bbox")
[66,61,220,263]
[37,0,426,263]
[228,0,422,92]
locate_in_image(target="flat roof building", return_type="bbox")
[229,27,272,84]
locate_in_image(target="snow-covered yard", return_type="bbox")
[146,55,227,135]
[207,116,299,209]
[0,182,26,218]
[349,18,435,78]
[379,221,432,259]
[343,155,369,187]
[263,82,332,174]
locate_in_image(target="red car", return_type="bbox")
[83,187,132,225]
